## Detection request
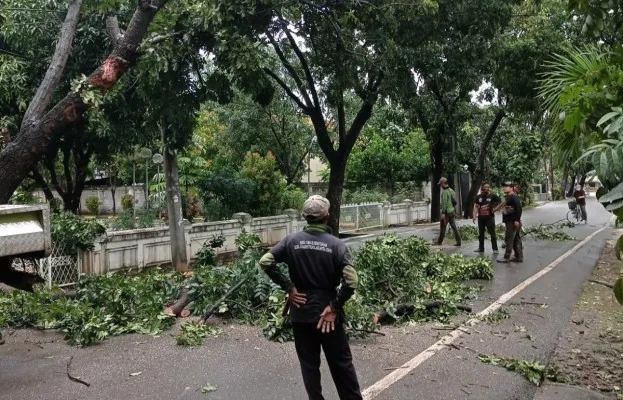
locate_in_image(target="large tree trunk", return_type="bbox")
[0,0,169,203]
[561,160,572,198]
[162,126,188,273]
[430,140,443,223]
[547,153,555,200]
[326,156,346,235]
[465,110,505,218]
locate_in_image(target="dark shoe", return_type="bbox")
[498,259,511,263]
[454,243,461,247]
[474,249,484,253]
[511,258,523,263]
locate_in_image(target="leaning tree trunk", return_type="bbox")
[0,0,169,203]
[465,110,505,218]
[162,126,188,273]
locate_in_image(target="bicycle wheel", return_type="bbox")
[567,210,579,224]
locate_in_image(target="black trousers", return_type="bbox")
[477,216,498,251]
[292,322,363,400]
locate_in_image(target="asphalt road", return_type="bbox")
[0,197,614,400]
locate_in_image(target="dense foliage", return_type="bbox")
[51,211,106,255]
[0,234,493,346]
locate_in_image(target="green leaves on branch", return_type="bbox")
[478,354,566,386]
[51,211,106,255]
[176,321,221,346]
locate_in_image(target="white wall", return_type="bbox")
[78,200,430,274]
[33,185,146,214]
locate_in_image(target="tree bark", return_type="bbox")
[465,109,506,218]
[326,156,346,235]
[21,0,84,125]
[162,126,188,273]
[31,167,55,202]
[0,0,170,204]
[547,153,555,200]
[430,139,443,223]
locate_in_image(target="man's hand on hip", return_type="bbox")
[317,305,336,333]
[289,287,307,308]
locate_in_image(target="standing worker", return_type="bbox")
[472,183,501,254]
[495,183,523,263]
[573,184,588,223]
[258,195,362,400]
[436,177,462,246]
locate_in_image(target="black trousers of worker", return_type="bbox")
[292,322,363,400]
[477,216,498,251]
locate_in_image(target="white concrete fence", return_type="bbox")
[77,200,430,276]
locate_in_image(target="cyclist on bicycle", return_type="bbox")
[573,184,587,223]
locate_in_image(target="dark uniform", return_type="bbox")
[502,192,523,262]
[475,191,501,252]
[259,224,362,400]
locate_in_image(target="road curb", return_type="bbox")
[534,382,609,400]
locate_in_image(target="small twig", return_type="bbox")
[350,328,386,336]
[433,326,458,331]
[526,312,545,319]
[446,343,461,351]
[25,339,44,349]
[383,366,409,370]
[587,279,614,289]
[66,355,90,387]
[460,388,471,395]
[467,383,490,389]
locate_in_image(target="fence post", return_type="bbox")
[382,201,391,227]
[356,205,360,231]
[47,254,52,289]
[284,209,300,235]
[404,199,414,225]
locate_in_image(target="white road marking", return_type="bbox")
[362,223,610,399]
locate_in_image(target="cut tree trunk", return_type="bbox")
[465,110,505,218]
[162,126,188,273]
[0,0,170,203]
[163,287,190,316]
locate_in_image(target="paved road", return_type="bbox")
[0,197,613,400]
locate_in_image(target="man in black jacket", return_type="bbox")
[258,195,362,400]
[472,183,501,253]
[496,183,523,263]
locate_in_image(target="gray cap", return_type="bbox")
[302,195,330,219]
[438,177,448,185]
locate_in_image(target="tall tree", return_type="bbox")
[396,0,520,221]
[211,1,428,233]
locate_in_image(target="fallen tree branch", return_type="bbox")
[66,355,90,387]
[200,276,250,323]
[374,301,473,325]
[350,328,386,337]
[588,279,614,289]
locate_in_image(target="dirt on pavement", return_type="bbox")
[548,229,623,398]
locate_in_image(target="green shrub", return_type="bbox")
[85,196,101,216]
[121,194,134,211]
[51,212,106,255]
[342,187,389,204]
[551,187,563,201]
[281,184,306,211]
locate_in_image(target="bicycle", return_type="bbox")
[566,200,582,224]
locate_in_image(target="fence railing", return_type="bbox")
[339,202,384,233]
[10,242,79,288]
